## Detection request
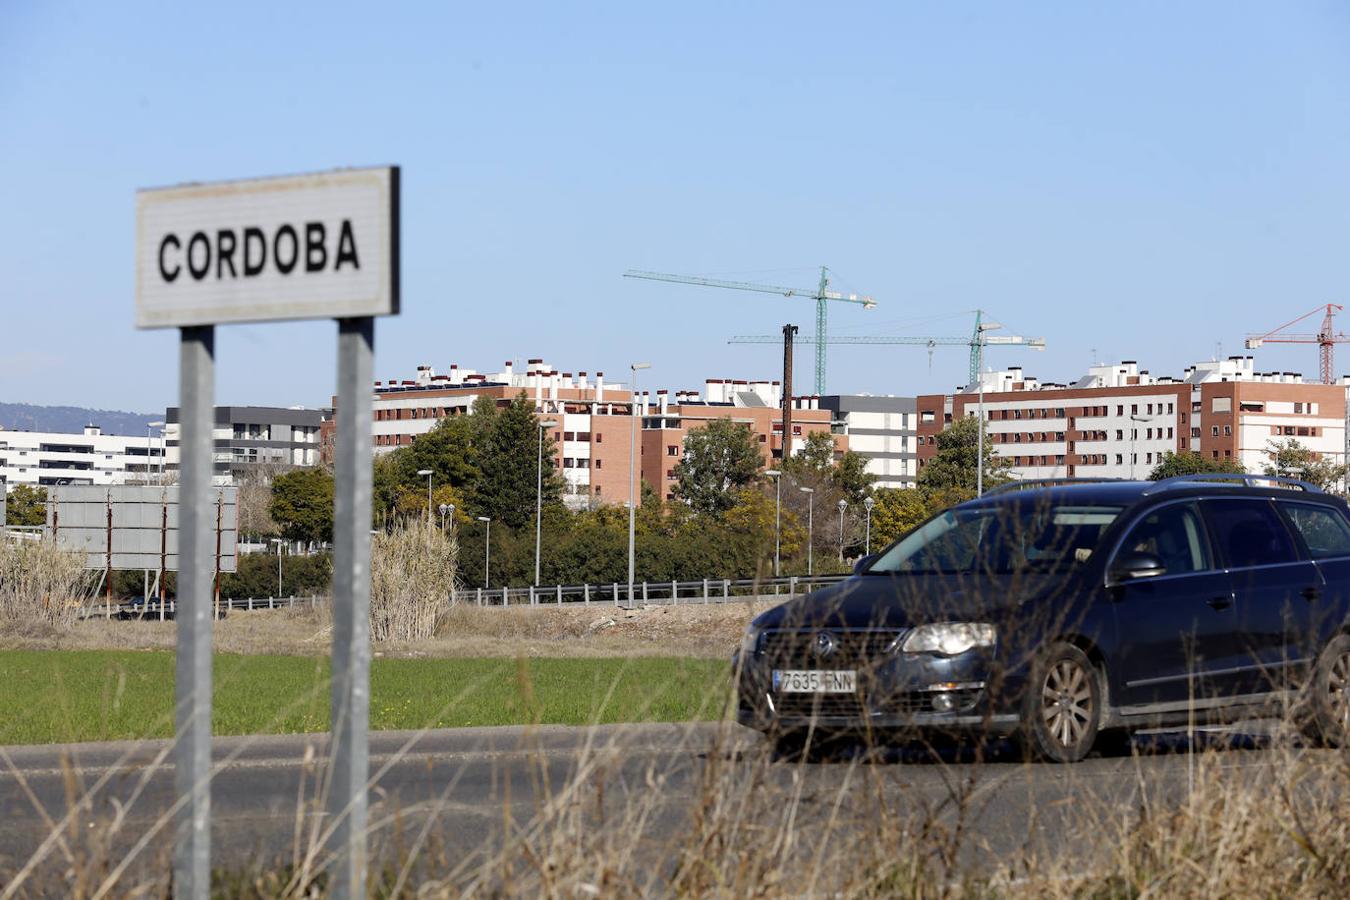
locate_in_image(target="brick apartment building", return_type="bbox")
[917,357,1348,481]
[328,360,846,508]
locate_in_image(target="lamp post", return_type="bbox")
[476,516,491,588]
[438,503,450,532]
[863,495,875,555]
[416,469,433,524]
[837,498,848,562]
[764,469,782,577]
[800,486,815,575]
[535,419,558,586]
[269,537,283,597]
[146,420,164,485]
[628,362,651,605]
[1128,415,1154,480]
[974,319,999,498]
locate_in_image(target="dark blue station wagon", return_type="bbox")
[734,475,1350,762]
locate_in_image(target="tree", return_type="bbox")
[672,419,763,515]
[783,431,875,504]
[475,392,563,529]
[234,465,283,543]
[4,485,46,527]
[868,488,934,547]
[917,415,1011,494]
[269,469,335,545]
[833,450,875,504]
[1263,439,1347,491]
[1148,451,1245,480]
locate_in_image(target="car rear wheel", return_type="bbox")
[1020,643,1102,763]
[1297,634,1350,748]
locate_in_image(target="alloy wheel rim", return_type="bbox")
[1041,660,1093,748]
[1328,651,1350,732]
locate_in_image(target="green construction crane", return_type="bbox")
[624,266,876,395]
[728,310,1045,390]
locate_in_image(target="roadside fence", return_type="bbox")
[80,573,852,619]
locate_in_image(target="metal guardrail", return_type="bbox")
[81,574,852,618]
[451,574,851,607]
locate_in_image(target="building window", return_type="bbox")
[1167,403,1174,414]
[1212,426,1219,437]
[1224,426,1232,436]
[1295,402,1304,414]
[1115,454,1123,465]
[667,445,679,456]
[1117,405,1124,416]
[595,433,602,443]
[1131,404,1138,415]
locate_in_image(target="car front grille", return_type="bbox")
[758,629,904,669]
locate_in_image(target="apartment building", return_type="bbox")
[0,424,163,488]
[164,406,324,486]
[818,395,919,489]
[916,358,1348,481]
[337,360,844,508]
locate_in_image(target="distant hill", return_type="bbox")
[0,402,162,437]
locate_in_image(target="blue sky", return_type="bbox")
[3,2,1350,413]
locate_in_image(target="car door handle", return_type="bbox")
[1301,586,1321,602]
[1206,595,1233,611]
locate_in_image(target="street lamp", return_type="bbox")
[438,503,450,532]
[863,495,875,555]
[974,319,1001,498]
[476,516,491,588]
[764,469,782,577]
[800,486,815,576]
[417,469,433,524]
[146,421,164,485]
[628,362,651,605]
[269,537,283,597]
[837,498,848,562]
[1128,415,1155,481]
[535,419,558,586]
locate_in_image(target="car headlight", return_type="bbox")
[900,623,996,656]
[738,624,762,659]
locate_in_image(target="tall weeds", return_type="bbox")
[0,536,93,628]
[370,519,458,642]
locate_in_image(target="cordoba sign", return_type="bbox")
[135,166,399,327]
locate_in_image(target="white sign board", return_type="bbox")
[135,166,399,328]
[47,485,238,572]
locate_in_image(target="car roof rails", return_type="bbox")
[1141,473,1323,495]
[983,477,1128,497]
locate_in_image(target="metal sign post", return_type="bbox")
[136,166,397,900]
[174,325,215,896]
[328,316,374,898]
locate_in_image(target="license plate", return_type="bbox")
[773,670,857,693]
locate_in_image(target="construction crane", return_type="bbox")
[730,310,1046,390]
[1245,303,1348,385]
[624,266,876,395]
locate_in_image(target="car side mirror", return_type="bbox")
[853,553,878,575]
[1110,551,1166,583]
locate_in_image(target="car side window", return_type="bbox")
[1202,498,1300,568]
[1278,502,1350,559]
[1118,502,1212,575]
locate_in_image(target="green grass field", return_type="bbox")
[0,650,732,745]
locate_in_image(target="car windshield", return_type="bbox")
[866,502,1124,575]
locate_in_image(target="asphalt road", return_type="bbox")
[0,720,1328,893]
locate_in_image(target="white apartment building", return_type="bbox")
[919,357,1350,482]
[0,425,163,489]
[163,406,324,487]
[818,395,919,488]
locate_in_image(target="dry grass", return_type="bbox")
[0,601,770,659]
[0,537,92,630]
[369,520,458,642]
[4,720,1348,898]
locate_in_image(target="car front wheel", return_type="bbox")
[1020,643,1102,763]
[1298,634,1350,748]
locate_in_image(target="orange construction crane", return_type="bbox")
[1245,303,1349,385]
